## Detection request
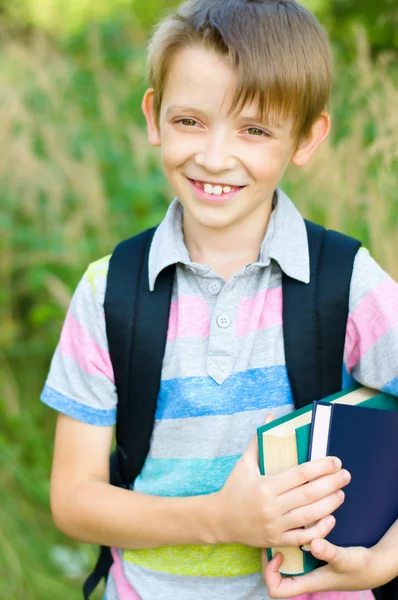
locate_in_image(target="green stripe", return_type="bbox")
[124,544,261,577]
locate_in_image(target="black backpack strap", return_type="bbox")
[106,228,174,485]
[83,548,114,600]
[83,227,175,599]
[283,220,361,410]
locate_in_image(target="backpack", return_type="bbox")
[82,220,395,600]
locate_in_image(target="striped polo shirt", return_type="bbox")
[41,188,398,600]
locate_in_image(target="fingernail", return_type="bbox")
[333,457,342,469]
[342,469,351,481]
[338,489,345,500]
[327,516,335,526]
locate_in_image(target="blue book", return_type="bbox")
[308,401,398,548]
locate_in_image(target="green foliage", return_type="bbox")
[5,0,134,35]
[330,0,398,54]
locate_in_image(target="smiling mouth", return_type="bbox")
[187,177,246,195]
[186,177,246,201]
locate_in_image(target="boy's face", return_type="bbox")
[143,46,329,232]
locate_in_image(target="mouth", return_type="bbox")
[186,177,246,203]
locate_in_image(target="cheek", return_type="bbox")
[249,147,291,181]
[249,157,279,182]
[161,134,193,170]
[161,125,197,165]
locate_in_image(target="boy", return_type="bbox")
[41,0,398,598]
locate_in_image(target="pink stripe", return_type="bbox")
[167,297,210,341]
[59,310,114,382]
[235,288,282,337]
[345,278,398,373]
[291,592,374,600]
[109,548,140,599]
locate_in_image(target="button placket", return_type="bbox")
[206,285,238,382]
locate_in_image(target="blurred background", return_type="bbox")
[0,0,397,597]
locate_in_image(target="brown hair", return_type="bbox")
[147,0,333,144]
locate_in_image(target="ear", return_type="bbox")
[142,88,161,147]
[291,112,331,167]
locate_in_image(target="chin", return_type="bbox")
[189,204,240,230]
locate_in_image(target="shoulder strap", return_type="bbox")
[283,220,361,410]
[104,228,175,486]
[84,228,174,599]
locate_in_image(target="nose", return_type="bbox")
[195,131,237,173]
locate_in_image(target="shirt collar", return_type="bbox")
[257,188,310,283]
[148,188,309,291]
[148,199,190,291]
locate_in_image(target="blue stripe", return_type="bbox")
[41,385,116,426]
[342,363,356,389]
[134,455,239,497]
[157,366,293,420]
[383,377,398,397]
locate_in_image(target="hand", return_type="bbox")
[213,415,351,548]
[262,537,392,597]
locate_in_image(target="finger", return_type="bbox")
[281,514,336,547]
[272,457,342,495]
[284,489,345,530]
[261,547,269,568]
[265,412,275,425]
[280,468,351,514]
[263,553,331,598]
[310,538,364,574]
[311,538,339,562]
[262,551,285,598]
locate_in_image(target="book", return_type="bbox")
[257,386,397,575]
[307,400,398,549]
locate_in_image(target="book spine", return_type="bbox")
[307,401,318,460]
[326,404,334,456]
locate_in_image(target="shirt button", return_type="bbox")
[217,313,231,329]
[208,281,221,296]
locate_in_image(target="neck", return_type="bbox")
[182,196,274,281]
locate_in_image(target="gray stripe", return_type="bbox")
[149,404,294,459]
[349,248,389,311]
[162,326,286,380]
[123,561,274,600]
[348,327,398,390]
[46,352,117,411]
[172,263,282,300]
[104,571,118,600]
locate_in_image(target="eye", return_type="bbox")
[246,127,271,137]
[175,118,199,128]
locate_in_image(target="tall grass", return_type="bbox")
[285,30,398,277]
[0,20,397,599]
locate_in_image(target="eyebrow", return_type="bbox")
[238,115,282,129]
[166,105,281,130]
[166,105,206,118]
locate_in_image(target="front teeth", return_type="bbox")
[203,183,232,195]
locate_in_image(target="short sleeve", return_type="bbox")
[41,256,117,426]
[343,248,398,396]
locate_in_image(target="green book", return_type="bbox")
[257,386,398,575]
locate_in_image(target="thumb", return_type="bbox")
[265,412,276,425]
[310,538,354,572]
